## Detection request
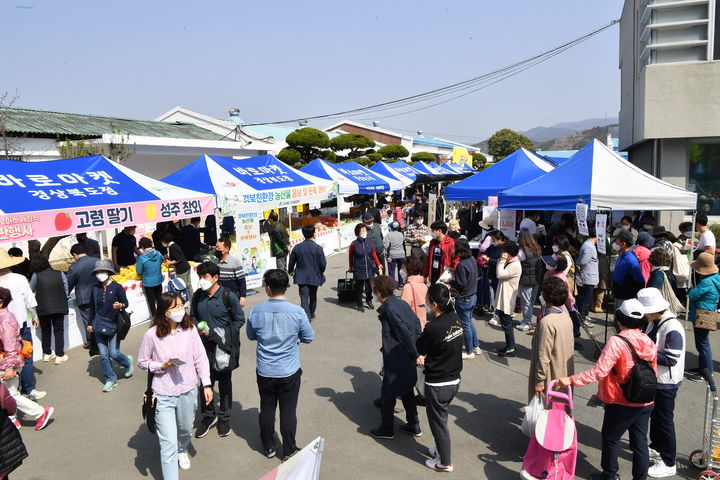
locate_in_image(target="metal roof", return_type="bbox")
[412,135,456,149]
[1,107,229,141]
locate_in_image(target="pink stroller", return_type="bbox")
[521,380,577,480]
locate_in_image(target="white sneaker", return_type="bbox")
[54,355,69,365]
[473,347,482,355]
[42,354,55,362]
[428,447,440,458]
[425,458,453,472]
[178,451,191,470]
[461,352,475,360]
[488,317,500,326]
[515,323,530,331]
[648,459,676,478]
[26,390,47,401]
[648,447,661,462]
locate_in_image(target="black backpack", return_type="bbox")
[613,335,657,403]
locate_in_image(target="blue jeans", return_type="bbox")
[496,309,515,350]
[95,331,131,382]
[694,326,713,375]
[518,285,538,326]
[455,294,478,353]
[156,389,198,480]
[477,268,494,307]
[19,325,35,395]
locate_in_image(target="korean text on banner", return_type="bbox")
[428,193,438,224]
[596,214,607,255]
[576,202,589,236]
[233,212,264,289]
[498,210,517,240]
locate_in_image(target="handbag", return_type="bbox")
[660,272,685,314]
[117,308,132,341]
[141,372,157,434]
[695,309,718,331]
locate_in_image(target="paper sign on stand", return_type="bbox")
[576,202,589,236]
[234,212,265,289]
[596,214,607,255]
[498,210,517,240]
[487,196,498,207]
[428,193,438,224]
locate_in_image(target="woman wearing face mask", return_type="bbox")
[416,283,464,472]
[400,256,429,329]
[136,237,164,316]
[138,292,212,480]
[612,215,639,244]
[369,275,422,440]
[479,230,506,322]
[527,277,574,401]
[348,223,382,312]
[87,259,133,393]
[448,239,480,359]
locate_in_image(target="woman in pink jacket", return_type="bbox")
[558,299,657,480]
[400,256,428,329]
[0,287,54,432]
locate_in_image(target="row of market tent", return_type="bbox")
[0,153,474,242]
[0,138,697,244]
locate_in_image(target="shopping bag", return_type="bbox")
[521,394,544,437]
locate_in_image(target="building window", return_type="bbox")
[689,143,720,214]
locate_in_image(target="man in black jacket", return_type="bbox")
[288,225,326,320]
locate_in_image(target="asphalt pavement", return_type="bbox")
[13,252,717,480]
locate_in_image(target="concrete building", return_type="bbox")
[0,107,270,179]
[619,0,720,222]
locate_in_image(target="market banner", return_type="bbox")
[232,211,265,289]
[259,436,324,480]
[452,147,472,167]
[0,155,214,241]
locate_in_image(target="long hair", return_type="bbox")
[152,292,193,338]
[517,230,540,257]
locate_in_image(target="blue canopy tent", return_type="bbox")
[387,161,439,183]
[445,148,554,201]
[413,162,456,182]
[369,162,415,189]
[301,159,402,195]
[498,140,697,211]
[162,154,336,214]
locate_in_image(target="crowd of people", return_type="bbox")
[0,202,719,479]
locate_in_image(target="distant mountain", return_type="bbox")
[521,117,618,143]
[538,124,618,151]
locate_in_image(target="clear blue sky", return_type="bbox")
[3,0,623,143]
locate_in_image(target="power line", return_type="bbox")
[242,19,619,127]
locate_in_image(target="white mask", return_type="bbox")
[643,224,653,231]
[372,292,380,304]
[169,310,185,323]
[612,242,622,252]
[399,269,408,281]
[621,224,630,231]
[198,278,213,291]
[359,232,367,239]
[552,245,559,253]
[95,272,109,283]
[416,219,423,225]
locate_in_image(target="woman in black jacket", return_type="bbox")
[449,239,479,359]
[369,275,421,440]
[416,283,464,473]
[29,257,69,364]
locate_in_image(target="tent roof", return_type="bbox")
[445,148,554,201]
[0,155,214,239]
[498,139,697,211]
[369,162,415,188]
[162,154,335,213]
[301,159,401,195]
[386,161,438,182]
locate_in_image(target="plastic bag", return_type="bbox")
[521,394,544,437]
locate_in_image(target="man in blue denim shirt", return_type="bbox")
[247,269,314,460]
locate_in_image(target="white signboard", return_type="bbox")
[498,210,517,240]
[234,212,265,289]
[576,202,589,236]
[596,213,607,255]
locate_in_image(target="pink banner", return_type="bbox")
[0,196,215,242]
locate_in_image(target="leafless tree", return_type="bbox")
[0,91,24,160]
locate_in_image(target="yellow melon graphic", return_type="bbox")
[145,204,157,221]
